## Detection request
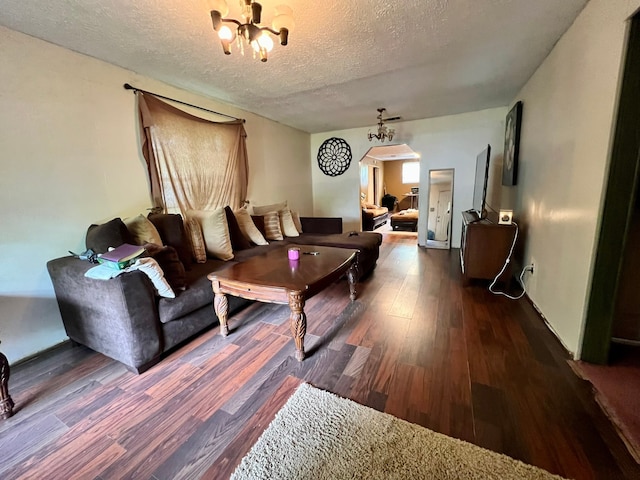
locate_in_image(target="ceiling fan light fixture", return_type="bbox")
[208,0,292,62]
[368,108,396,142]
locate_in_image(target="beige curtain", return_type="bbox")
[137,92,248,215]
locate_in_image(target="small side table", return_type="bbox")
[404,193,419,209]
[0,352,14,419]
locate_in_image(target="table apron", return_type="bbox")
[218,283,290,304]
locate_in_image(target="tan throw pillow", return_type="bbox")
[263,211,284,241]
[234,208,268,245]
[279,209,299,237]
[188,208,234,261]
[123,214,163,246]
[291,211,303,233]
[252,200,287,216]
[186,218,207,263]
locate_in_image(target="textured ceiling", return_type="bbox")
[0,0,589,133]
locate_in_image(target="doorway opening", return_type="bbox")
[426,169,454,249]
[359,144,421,236]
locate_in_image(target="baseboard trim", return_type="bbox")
[523,293,575,359]
[10,339,72,367]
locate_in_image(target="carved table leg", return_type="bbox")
[347,255,359,301]
[212,281,229,336]
[0,351,14,419]
[288,291,307,361]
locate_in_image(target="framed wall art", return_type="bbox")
[502,101,523,186]
[317,137,352,177]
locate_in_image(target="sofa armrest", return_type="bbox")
[300,217,343,234]
[47,256,163,372]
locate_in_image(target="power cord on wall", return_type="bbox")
[488,221,535,300]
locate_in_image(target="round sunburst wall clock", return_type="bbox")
[317,137,352,177]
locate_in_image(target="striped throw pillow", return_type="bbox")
[263,211,284,241]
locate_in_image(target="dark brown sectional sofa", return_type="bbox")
[47,214,382,373]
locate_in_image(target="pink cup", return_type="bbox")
[288,247,300,260]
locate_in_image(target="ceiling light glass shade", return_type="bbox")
[218,25,236,42]
[274,5,293,16]
[272,14,295,32]
[207,0,229,17]
[252,32,274,52]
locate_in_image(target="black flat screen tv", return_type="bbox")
[472,144,491,217]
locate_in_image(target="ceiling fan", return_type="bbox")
[376,107,401,123]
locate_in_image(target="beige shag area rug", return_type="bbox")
[232,383,565,480]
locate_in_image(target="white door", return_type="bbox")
[435,189,451,241]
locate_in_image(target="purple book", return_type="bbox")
[99,243,145,263]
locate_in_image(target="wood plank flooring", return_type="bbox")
[1,234,639,479]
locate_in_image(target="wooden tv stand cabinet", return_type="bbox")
[460,211,517,284]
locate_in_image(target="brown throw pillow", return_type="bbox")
[86,218,135,254]
[143,243,187,291]
[224,206,251,251]
[147,213,193,270]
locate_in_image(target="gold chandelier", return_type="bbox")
[368,108,397,142]
[207,1,294,62]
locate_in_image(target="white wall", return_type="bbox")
[311,108,507,246]
[510,0,640,356]
[0,26,311,364]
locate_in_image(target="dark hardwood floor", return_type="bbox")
[1,235,638,479]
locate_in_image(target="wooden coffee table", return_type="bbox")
[208,245,358,361]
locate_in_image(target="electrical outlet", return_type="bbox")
[528,259,535,275]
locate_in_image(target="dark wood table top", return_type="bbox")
[208,245,357,301]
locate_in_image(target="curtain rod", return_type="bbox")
[123,83,244,122]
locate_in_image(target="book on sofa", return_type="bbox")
[98,243,145,270]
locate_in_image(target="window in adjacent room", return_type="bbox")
[402,162,420,183]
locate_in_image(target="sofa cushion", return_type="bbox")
[224,206,252,251]
[158,259,230,323]
[86,218,136,254]
[362,206,388,217]
[123,214,163,246]
[290,232,382,280]
[147,213,193,269]
[231,242,285,262]
[291,232,382,250]
[188,208,234,261]
[143,243,187,291]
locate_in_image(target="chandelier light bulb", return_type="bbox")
[258,32,274,52]
[218,25,236,42]
[207,0,229,17]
